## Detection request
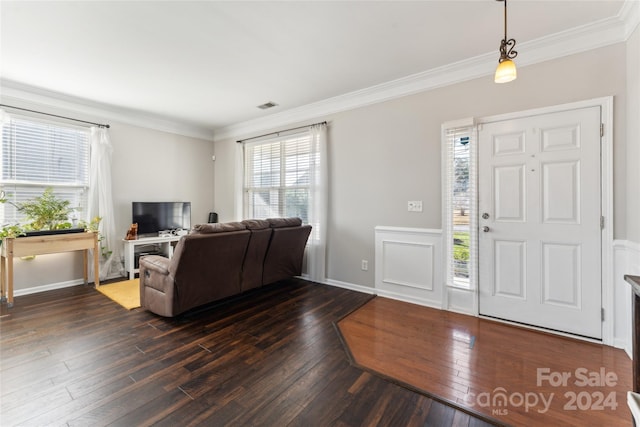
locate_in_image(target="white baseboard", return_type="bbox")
[14,278,88,297]
[13,272,125,297]
[323,278,376,295]
[374,288,442,309]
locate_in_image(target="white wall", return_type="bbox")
[215,42,628,289]
[0,98,215,293]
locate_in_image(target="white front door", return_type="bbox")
[478,106,602,339]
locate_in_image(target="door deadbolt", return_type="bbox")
[482,213,490,219]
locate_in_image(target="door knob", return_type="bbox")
[483,226,490,232]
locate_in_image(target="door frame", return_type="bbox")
[474,96,614,345]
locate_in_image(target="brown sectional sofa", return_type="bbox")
[139,217,312,317]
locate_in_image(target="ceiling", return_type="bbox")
[0,1,630,138]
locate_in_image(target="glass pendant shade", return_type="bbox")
[494,59,517,83]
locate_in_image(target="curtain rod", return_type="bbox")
[0,104,110,128]
[236,120,327,143]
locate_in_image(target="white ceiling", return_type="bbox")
[0,1,631,138]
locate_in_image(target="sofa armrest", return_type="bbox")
[139,255,170,275]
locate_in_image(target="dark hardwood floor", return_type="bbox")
[0,279,498,427]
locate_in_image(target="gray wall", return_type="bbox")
[214,42,630,289]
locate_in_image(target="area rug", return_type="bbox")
[96,279,140,309]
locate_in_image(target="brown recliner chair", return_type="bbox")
[139,222,250,317]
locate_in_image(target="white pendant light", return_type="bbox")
[494,0,518,83]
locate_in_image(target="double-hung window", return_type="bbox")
[0,113,90,225]
[243,132,314,222]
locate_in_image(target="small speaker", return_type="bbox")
[208,212,218,223]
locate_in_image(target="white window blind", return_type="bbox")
[0,113,90,225]
[442,122,477,290]
[243,132,314,222]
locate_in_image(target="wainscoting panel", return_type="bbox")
[613,240,640,357]
[375,226,443,308]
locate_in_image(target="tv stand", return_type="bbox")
[123,235,181,279]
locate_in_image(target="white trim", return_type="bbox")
[374,226,441,235]
[324,278,443,309]
[476,96,614,345]
[612,240,640,357]
[12,271,124,298]
[214,4,637,142]
[0,81,215,141]
[374,287,442,310]
[620,0,640,39]
[323,278,375,295]
[13,278,87,297]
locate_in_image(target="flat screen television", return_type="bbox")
[132,202,191,236]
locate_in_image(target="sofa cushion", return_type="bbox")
[240,221,273,292]
[192,222,246,234]
[263,224,312,285]
[267,217,302,228]
[242,219,270,230]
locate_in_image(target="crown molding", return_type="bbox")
[620,0,640,39]
[0,79,216,141]
[215,0,639,142]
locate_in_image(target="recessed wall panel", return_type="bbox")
[542,161,580,224]
[541,125,580,152]
[542,243,581,308]
[494,165,525,222]
[493,132,525,156]
[382,241,433,290]
[493,240,526,299]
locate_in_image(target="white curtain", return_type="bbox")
[88,127,121,280]
[307,123,328,282]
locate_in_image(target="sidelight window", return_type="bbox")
[442,120,477,290]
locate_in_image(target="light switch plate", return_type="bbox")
[408,201,423,212]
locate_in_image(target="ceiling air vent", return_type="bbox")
[257,101,278,110]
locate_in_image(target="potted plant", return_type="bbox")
[0,187,93,238]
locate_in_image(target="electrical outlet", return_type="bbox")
[361,260,368,271]
[408,201,423,212]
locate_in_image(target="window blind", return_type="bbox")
[243,132,314,222]
[0,114,90,225]
[443,124,476,290]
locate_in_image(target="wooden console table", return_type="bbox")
[0,232,100,307]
